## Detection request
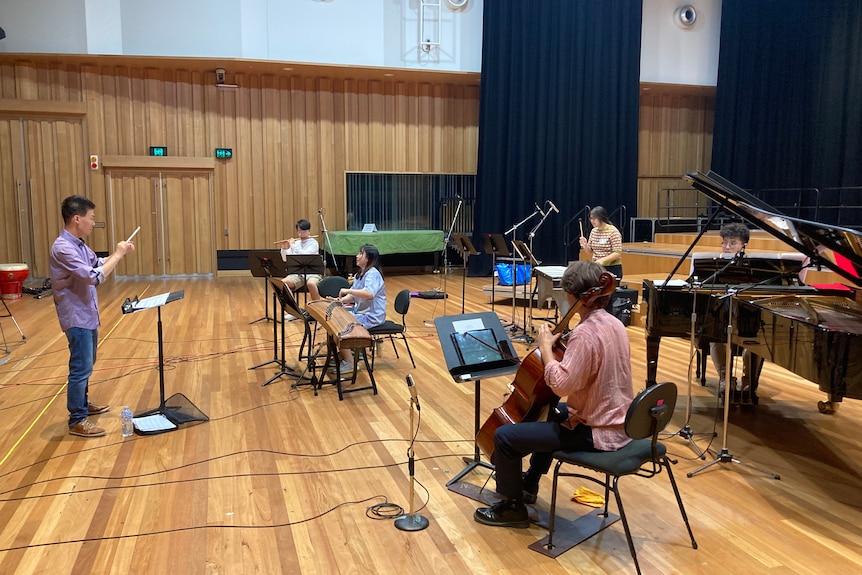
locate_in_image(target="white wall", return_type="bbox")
[0,0,721,85]
[640,0,722,85]
[0,0,88,54]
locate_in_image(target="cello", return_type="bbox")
[475,271,616,461]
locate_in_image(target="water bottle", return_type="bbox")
[121,406,134,437]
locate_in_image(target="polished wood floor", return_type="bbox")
[1,272,861,574]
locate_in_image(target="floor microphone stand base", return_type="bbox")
[665,423,712,460]
[688,447,780,480]
[394,513,429,532]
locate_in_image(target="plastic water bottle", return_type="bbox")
[121,406,134,437]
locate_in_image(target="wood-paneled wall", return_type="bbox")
[637,85,715,218]
[0,56,481,271]
[0,57,718,272]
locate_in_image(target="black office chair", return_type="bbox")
[533,382,697,573]
[367,289,415,370]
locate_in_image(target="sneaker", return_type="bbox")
[69,419,106,437]
[522,474,539,505]
[87,402,110,415]
[284,313,296,321]
[339,360,354,374]
[474,499,530,528]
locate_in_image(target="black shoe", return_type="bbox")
[522,473,539,505]
[473,499,530,528]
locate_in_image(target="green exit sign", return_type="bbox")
[149,146,168,157]
[215,148,233,159]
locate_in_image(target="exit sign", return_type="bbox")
[215,148,233,159]
[149,146,168,157]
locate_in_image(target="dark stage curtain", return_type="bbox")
[712,0,862,194]
[471,0,642,274]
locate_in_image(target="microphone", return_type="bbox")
[406,374,420,411]
[731,245,746,264]
[535,203,546,217]
[318,208,324,214]
[547,200,560,214]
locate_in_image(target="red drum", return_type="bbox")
[0,263,29,299]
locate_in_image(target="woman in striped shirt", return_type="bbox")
[580,206,623,279]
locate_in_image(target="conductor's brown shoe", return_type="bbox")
[69,419,106,437]
[87,402,110,415]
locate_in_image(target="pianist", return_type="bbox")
[709,223,764,398]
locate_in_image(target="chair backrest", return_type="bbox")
[394,289,411,316]
[624,382,678,441]
[317,276,350,298]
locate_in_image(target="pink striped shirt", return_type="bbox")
[543,308,633,450]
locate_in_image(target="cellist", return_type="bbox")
[474,261,634,528]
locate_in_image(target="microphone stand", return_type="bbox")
[517,207,553,345]
[504,207,542,337]
[440,196,463,318]
[395,376,429,532]
[688,250,780,480]
[318,209,338,274]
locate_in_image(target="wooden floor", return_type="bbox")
[1,272,861,574]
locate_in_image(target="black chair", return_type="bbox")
[316,275,350,298]
[367,289,415,370]
[533,382,697,573]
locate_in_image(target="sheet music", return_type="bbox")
[452,318,486,333]
[132,414,177,432]
[128,290,184,311]
[133,293,170,309]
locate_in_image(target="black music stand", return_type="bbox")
[482,233,516,318]
[434,312,520,503]
[284,254,325,304]
[250,278,309,387]
[511,239,541,345]
[122,291,208,434]
[248,250,286,324]
[451,233,479,314]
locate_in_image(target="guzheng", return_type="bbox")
[305,300,372,350]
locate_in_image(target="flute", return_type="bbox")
[273,235,319,244]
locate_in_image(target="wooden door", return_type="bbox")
[161,172,214,276]
[0,118,85,276]
[110,171,162,276]
[0,119,25,264]
[109,170,214,276]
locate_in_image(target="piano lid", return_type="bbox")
[684,171,862,287]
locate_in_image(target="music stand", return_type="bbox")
[434,312,520,503]
[451,234,479,314]
[248,250,287,324]
[481,233,516,319]
[251,278,309,387]
[511,239,541,345]
[284,254,325,304]
[122,291,208,434]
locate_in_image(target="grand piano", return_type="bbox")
[643,171,862,412]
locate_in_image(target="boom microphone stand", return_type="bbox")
[395,374,430,531]
[662,279,711,459]
[688,248,780,480]
[441,195,464,317]
[504,205,543,337]
[318,208,339,274]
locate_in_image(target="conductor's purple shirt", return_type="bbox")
[49,229,106,332]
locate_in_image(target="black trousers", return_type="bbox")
[492,402,596,499]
